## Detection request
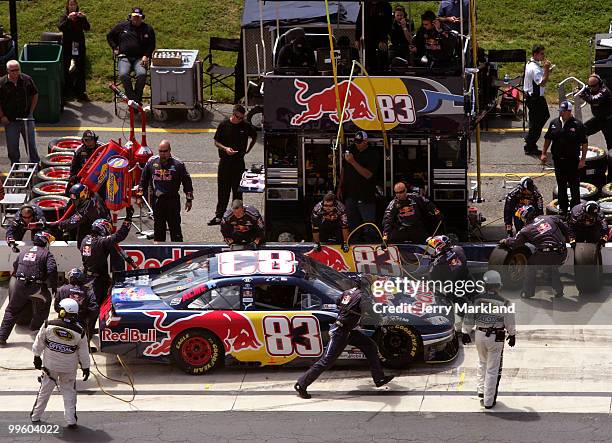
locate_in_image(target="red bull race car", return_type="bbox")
[100,249,458,374]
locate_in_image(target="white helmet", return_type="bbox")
[59,298,79,315]
[483,270,502,287]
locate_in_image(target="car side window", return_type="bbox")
[251,284,300,310]
[187,285,241,310]
[300,293,322,310]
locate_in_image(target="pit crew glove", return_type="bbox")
[600,236,608,246]
[461,333,471,345]
[82,368,90,381]
[507,335,516,347]
[569,239,576,249]
[314,242,322,252]
[8,240,19,253]
[33,356,42,370]
[125,205,135,222]
[341,243,350,253]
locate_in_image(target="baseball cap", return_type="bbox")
[354,131,368,142]
[559,101,573,113]
[131,7,144,17]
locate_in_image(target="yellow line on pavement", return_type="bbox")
[191,173,217,178]
[467,172,553,177]
[0,126,217,134]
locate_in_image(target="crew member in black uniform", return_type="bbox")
[412,10,458,71]
[276,28,316,72]
[311,192,350,251]
[221,200,265,248]
[294,286,394,399]
[0,232,57,345]
[382,181,442,244]
[54,267,98,349]
[138,140,193,242]
[541,101,588,216]
[81,210,133,305]
[501,205,569,299]
[209,105,257,226]
[503,177,544,235]
[54,183,111,248]
[578,74,612,156]
[568,201,608,245]
[355,0,392,73]
[6,204,46,247]
[67,130,101,190]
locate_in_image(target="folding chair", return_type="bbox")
[204,37,240,101]
[112,51,151,117]
[485,49,527,131]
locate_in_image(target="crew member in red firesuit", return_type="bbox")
[6,204,46,248]
[54,267,98,350]
[382,181,442,244]
[568,201,608,245]
[80,210,133,306]
[221,199,265,248]
[67,130,101,190]
[0,232,57,345]
[503,177,544,236]
[311,192,350,252]
[138,140,193,242]
[52,183,111,248]
[500,205,569,299]
[294,285,394,399]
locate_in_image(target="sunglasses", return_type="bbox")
[158,149,170,153]
[395,189,407,195]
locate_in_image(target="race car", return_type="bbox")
[100,249,458,374]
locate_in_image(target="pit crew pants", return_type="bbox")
[88,274,111,306]
[152,195,183,242]
[475,329,504,407]
[215,159,244,219]
[584,117,612,180]
[31,369,78,425]
[554,162,580,215]
[0,280,50,341]
[524,95,549,151]
[523,251,566,297]
[297,326,385,388]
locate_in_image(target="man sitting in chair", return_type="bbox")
[107,7,156,104]
[277,28,316,73]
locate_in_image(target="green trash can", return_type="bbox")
[19,42,63,123]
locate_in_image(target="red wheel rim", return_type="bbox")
[181,337,212,366]
[36,197,68,208]
[37,183,66,193]
[49,154,73,163]
[42,168,71,180]
[56,140,81,150]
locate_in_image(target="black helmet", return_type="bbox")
[92,218,112,236]
[520,177,535,192]
[33,231,54,248]
[81,129,98,143]
[585,201,599,216]
[67,268,85,285]
[69,183,89,202]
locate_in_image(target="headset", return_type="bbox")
[589,73,603,87]
[81,130,98,143]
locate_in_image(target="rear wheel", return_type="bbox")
[246,105,263,131]
[171,329,224,375]
[488,246,532,290]
[574,243,602,294]
[375,325,422,368]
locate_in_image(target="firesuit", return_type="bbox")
[6,205,46,244]
[578,79,612,155]
[57,192,111,248]
[54,283,98,339]
[221,205,265,246]
[67,137,102,190]
[503,185,544,233]
[310,200,349,243]
[0,244,58,342]
[295,287,392,398]
[80,217,131,305]
[503,215,569,298]
[382,193,442,243]
[568,202,608,243]
[462,278,516,409]
[31,300,90,427]
[139,155,193,242]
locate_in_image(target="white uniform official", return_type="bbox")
[31,299,90,426]
[462,282,516,409]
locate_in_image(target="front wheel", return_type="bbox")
[375,325,422,369]
[171,329,224,375]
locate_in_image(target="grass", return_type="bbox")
[0,0,611,103]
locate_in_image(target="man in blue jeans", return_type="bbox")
[0,60,39,165]
[337,131,379,242]
[107,7,156,104]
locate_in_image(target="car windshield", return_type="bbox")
[301,255,357,299]
[150,255,211,299]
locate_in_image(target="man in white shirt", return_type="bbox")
[523,44,552,155]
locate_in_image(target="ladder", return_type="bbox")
[0,163,37,226]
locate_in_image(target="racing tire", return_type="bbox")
[601,183,612,198]
[269,225,305,243]
[573,243,602,294]
[545,199,586,215]
[47,136,82,153]
[246,105,263,131]
[37,166,71,182]
[580,146,607,188]
[598,197,612,223]
[32,180,68,196]
[552,182,598,201]
[171,329,224,375]
[488,245,532,290]
[375,325,423,368]
[30,195,70,222]
[41,152,74,168]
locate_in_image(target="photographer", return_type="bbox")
[58,0,90,100]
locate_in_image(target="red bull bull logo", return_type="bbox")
[142,310,263,357]
[291,79,375,126]
[305,246,349,272]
